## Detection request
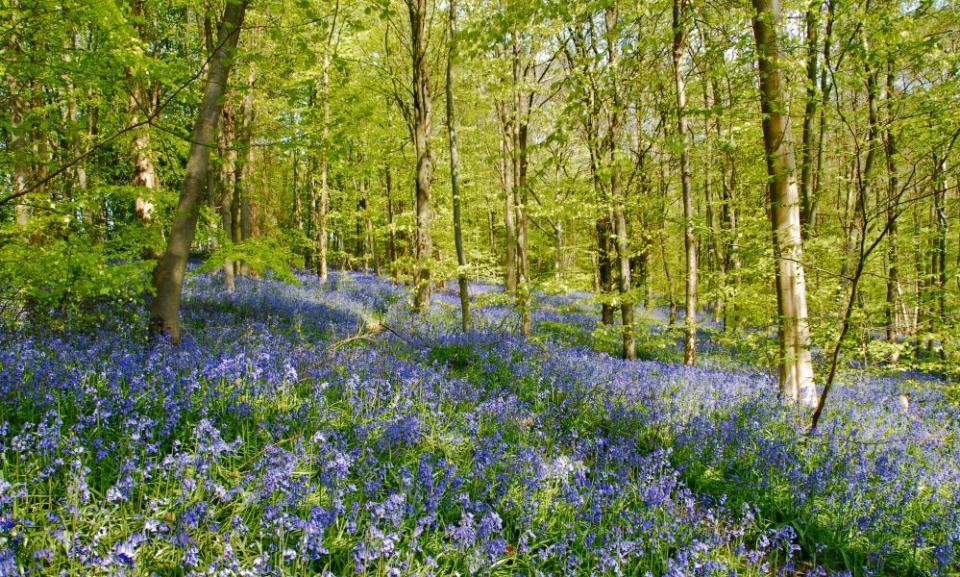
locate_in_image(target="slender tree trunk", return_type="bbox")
[751,0,817,406]
[703,81,725,323]
[305,96,317,271]
[364,180,380,275]
[385,163,398,277]
[883,58,900,358]
[933,154,948,335]
[799,0,821,234]
[149,0,247,343]
[318,44,332,281]
[488,208,497,259]
[219,101,238,291]
[811,0,836,227]
[635,171,653,308]
[236,60,256,276]
[447,0,470,331]
[606,5,635,359]
[657,155,677,325]
[499,102,518,293]
[293,147,303,235]
[408,0,433,311]
[9,78,29,226]
[721,135,741,331]
[509,40,533,336]
[554,223,564,281]
[673,0,697,366]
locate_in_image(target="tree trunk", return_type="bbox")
[673,0,697,366]
[9,55,29,227]
[130,84,158,221]
[606,5,634,360]
[596,216,616,325]
[293,147,303,235]
[128,0,159,224]
[720,130,741,332]
[408,0,433,311]
[933,154,948,336]
[811,0,836,227]
[751,0,817,406]
[236,60,256,276]
[363,180,380,275]
[799,0,821,235]
[149,0,247,343]
[499,102,518,293]
[508,40,533,336]
[318,43,332,281]
[219,101,238,292]
[447,0,470,331]
[883,57,900,358]
[385,163,398,277]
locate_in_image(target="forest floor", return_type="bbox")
[0,271,957,576]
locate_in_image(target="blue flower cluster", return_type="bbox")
[0,272,955,575]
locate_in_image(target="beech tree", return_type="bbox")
[150,0,248,343]
[751,0,817,405]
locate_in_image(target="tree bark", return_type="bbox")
[128,0,159,224]
[408,0,433,311]
[149,0,248,343]
[751,0,817,405]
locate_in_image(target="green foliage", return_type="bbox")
[198,234,304,285]
[0,216,152,330]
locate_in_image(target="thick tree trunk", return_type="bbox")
[408,0,433,311]
[447,0,470,331]
[752,0,817,406]
[149,0,247,343]
[130,85,158,221]
[128,0,159,224]
[673,0,697,366]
